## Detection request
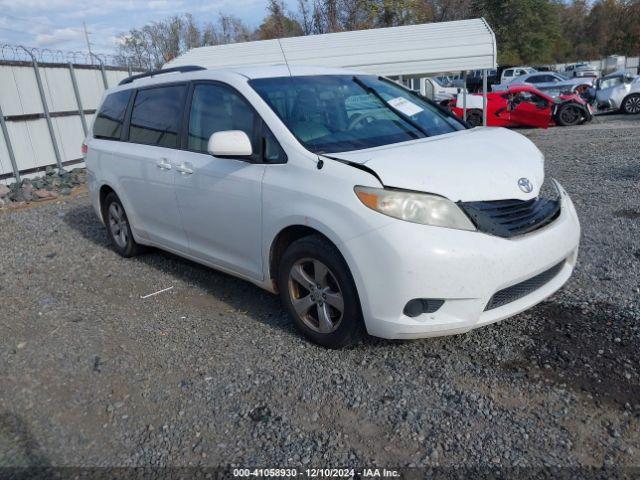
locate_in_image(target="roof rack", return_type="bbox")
[118,65,206,86]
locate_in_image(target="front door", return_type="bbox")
[174,82,266,279]
[508,91,552,128]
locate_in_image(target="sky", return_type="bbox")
[0,0,296,56]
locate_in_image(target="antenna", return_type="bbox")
[276,38,292,77]
[83,21,93,64]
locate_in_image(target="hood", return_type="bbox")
[334,127,545,202]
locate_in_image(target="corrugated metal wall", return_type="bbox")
[166,18,497,77]
[0,60,131,184]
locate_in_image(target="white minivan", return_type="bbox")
[85,65,580,348]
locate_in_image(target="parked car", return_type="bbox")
[449,85,593,128]
[85,65,580,347]
[565,63,600,78]
[500,66,537,84]
[492,72,594,97]
[418,76,465,104]
[592,70,640,114]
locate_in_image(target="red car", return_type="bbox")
[448,85,593,128]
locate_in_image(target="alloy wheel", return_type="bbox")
[108,202,129,249]
[560,106,580,125]
[624,96,640,114]
[288,258,344,334]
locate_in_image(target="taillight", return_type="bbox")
[81,143,88,155]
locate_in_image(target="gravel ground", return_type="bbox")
[0,114,638,471]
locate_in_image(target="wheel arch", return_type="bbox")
[98,184,116,222]
[268,224,356,294]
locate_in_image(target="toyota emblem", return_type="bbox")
[518,177,533,193]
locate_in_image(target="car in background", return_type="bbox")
[565,63,600,78]
[418,77,465,104]
[592,71,640,114]
[492,72,594,97]
[500,66,537,84]
[448,85,593,128]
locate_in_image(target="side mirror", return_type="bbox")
[208,130,253,158]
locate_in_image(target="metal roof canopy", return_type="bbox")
[166,18,496,76]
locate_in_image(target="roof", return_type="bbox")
[166,18,497,76]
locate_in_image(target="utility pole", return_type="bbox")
[83,21,93,64]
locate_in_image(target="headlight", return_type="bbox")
[539,177,561,200]
[354,186,476,231]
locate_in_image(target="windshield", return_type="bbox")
[249,75,464,154]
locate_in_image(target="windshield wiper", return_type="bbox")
[352,76,430,137]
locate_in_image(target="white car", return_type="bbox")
[500,66,537,84]
[85,65,581,348]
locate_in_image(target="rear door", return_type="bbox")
[173,82,269,279]
[112,83,189,252]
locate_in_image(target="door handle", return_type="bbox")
[157,158,172,170]
[176,162,194,175]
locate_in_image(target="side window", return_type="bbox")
[188,84,257,153]
[263,128,287,164]
[504,69,513,78]
[129,85,187,148]
[527,75,545,83]
[93,90,131,140]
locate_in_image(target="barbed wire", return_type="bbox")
[0,43,138,68]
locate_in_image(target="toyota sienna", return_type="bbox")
[85,65,580,348]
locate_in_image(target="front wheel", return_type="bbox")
[622,94,640,114]
[278,235,363,348]
[556,104,583,126]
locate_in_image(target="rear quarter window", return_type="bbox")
[129,85,187,148]
[93,90,132,140]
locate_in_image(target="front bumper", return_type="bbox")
[342,187,580,339]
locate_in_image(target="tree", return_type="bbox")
[257,0,304,39]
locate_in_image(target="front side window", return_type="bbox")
[249,75,464,154]
[188,84,257,153]
[93,90,131,140]
[129,85,186,148]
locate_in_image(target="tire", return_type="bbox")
[556,104,583,126]
[102,192,144,257]
[277,234,363,348]
[622,94,640,115]
[465,109,483,127]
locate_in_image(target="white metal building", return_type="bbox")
[167,18,496,77]
[167,18,496,125]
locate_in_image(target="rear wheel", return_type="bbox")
[622,94,640,114]
[465,109,483,127]
[278,235,363,348]
[556,104,583,126]
[103,192,144,257]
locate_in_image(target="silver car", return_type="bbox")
[493,72,593,97]
[594,71,640,114]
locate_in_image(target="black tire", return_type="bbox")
[102,192,144,257]
[277,234,363,348]
[465,109,483,127]
[622,94,640,115]
[556,104,583,126]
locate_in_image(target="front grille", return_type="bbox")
[485,260,565,311]
[459,197,560,238]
